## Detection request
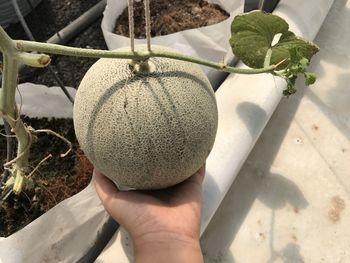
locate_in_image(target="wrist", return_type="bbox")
[133,232,203,263]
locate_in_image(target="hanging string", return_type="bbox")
[128,0,135,52]
[144,0,152,51]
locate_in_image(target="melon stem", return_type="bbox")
[0,27,44,195]
[129,59,156,74]
[14,40,279,75]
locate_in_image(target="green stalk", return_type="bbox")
[1,56,31,194]
[1,28,32,195]
[0,27,15,54]
[0,55,18,113]
[15,40,278,75]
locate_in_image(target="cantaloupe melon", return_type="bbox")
[73,45,218,190]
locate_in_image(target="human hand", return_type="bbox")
[94,165,205,263]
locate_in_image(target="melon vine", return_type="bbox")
[0,10,318,195]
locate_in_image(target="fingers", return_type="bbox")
[94,169,149,222]
[94,169,127,219]
[94,164,206,211]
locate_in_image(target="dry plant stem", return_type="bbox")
[1,56,31,194]
[0,27,49,195]
[0,131,16,137]
[15,40,278,75]
[28,154,52,178]
[39,183,57,205]
[4,131,32,167]
[33,129,72,157]
[0,130,16,137]
[0,119,15,184]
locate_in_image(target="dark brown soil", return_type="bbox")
[114,0,229,38]
[0,118,94,237]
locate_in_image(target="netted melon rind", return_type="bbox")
[73,45,218,190]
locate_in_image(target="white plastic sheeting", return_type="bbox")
[202,1,350,261]
[101,0,244,88]
[0,182,110,263]
[15,83,76,118]
[201,0,335,234]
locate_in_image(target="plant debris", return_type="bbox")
[0,117,93,237]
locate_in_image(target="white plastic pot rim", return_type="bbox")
[101,0,244,89]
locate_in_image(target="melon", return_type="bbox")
[73,45,218,190]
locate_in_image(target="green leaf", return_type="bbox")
[229,11,319,69]
[230,10,320,96]
[304,72,316,85]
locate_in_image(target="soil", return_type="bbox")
[114,0,229,38]
[0,118,93,237]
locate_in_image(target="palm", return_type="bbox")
[94,166,205,240]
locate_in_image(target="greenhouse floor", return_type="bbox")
[200,1,350,262]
